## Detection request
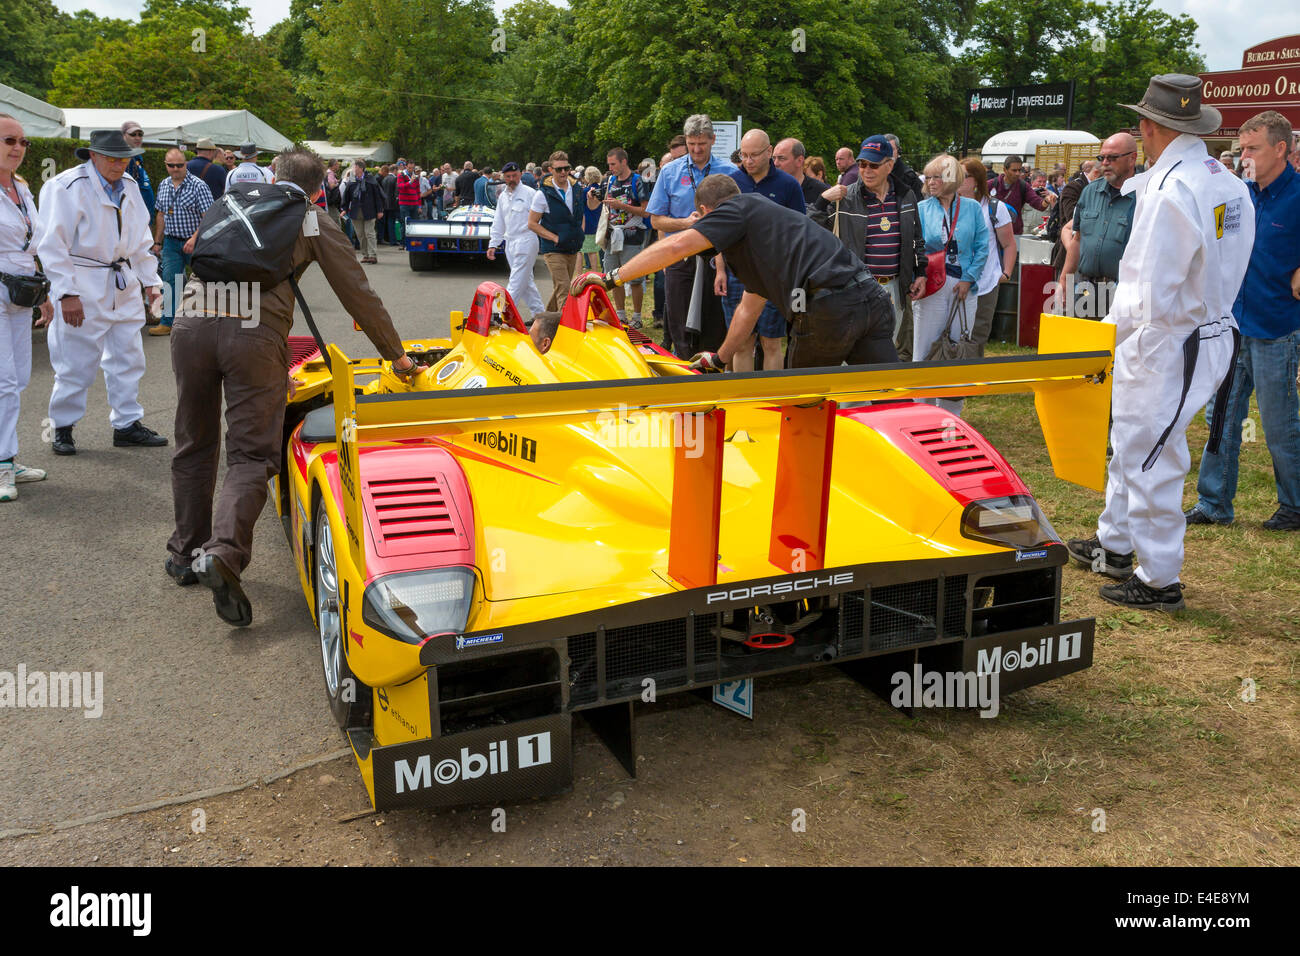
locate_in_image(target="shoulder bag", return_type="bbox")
[920,197,960,299]
[924,293,980,361]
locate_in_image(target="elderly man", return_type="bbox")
[148,146,214,337]
[1067,75,1253,611]
[645,114,738,357]
[1187,110,1300,532]
[170,147,421,623]
[488,162,545,317]
[774,137,825,210]
[719,128,805,370]
[1059,136,1137,316]
[812,136,926,348]
[37,129,167,455]
[225,143,271,187]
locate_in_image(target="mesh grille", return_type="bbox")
[606,619,689,692]
[944,575,969,637]
[841,592,865,656]
[567,632,597,705]
[694,614,720,683]
[870,580,939,651]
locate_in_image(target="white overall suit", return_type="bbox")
[37,162,160,430]
[1097,135,1253,587]
[488,181,545,316]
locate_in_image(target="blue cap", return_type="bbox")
[857,136,893,163]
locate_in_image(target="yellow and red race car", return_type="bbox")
[275,282,1114,811]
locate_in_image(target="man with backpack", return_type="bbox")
[167,146,421,627]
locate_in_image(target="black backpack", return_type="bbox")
[191,181,309,287]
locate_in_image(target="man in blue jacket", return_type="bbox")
[528,151,585,312]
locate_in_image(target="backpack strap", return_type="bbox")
[288,274,332,372]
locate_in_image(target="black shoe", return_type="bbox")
[1066,536,1134,579]
[113,420,168,447]
[1184,507,1229,526]
[164,556,198,586]
[52,426,75,456]
[1099,574,1185,612]
[193,553,252,627]
[1262,508,1300,531]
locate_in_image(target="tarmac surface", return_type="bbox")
[0,242,533,832]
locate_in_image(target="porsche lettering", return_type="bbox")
[706,572,855,605]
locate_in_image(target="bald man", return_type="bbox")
[774,137,826,210]
[719,129,806,370]
[835,147,859,187]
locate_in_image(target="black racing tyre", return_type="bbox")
[409,250,435,272]
[314,498,372,730]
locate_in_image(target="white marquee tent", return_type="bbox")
[304,140,395,163]
[0,82,67,138]
[59,108,293,150]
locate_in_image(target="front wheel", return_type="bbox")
[314,500,371,730]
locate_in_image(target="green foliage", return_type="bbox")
[303,0,498,160]
[265,0,328,140]
[48,20,303,141]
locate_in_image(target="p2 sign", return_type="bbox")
[712,679,753,719]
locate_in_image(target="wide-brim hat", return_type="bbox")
[236,143,259,159]
[75,129,145,160]
[1122,73,1221,135]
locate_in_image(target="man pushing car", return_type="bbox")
[572,174,897,370]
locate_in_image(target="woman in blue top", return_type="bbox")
[580,166,604,272]
[914,153,989,413]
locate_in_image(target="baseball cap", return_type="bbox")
[857,136,892,163]
[501,162,519,172]
[397,159,408,167]
[120,120,143,135]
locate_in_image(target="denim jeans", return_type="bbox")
[1195,329,1300,521]
[159,235,191,327]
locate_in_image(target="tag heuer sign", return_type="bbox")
[969,87,1013,114]
[967,83,1071,118]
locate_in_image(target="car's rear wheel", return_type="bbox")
[314,500,371,730]
[409,250,435,271]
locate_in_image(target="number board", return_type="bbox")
[712,679,754,719]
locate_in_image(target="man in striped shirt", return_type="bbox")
[149,147,213,336]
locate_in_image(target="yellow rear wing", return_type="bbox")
[328,314,1113,582]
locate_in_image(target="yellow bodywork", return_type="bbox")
[278,304,1113,804]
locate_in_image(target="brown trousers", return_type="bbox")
[542,251,580,312]
[167,312,287,575]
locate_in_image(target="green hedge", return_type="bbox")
[16,137,190,201]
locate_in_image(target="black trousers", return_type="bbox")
[785,281,898,369]
[664,255,726,358]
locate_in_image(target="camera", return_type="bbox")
[589,184,607,200]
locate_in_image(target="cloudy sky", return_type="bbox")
[51,0,1295,74]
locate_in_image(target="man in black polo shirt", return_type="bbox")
[572,175,896,369]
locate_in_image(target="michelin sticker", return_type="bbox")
[456,633,504,650]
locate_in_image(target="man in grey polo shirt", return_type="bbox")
[1058,132,1137,318]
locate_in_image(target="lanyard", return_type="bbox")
[4,184,33,250]
[685,157,710,189]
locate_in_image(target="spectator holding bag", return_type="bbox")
[957,157,1016,354]
[912,153,988,413]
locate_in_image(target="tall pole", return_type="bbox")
[1066,80,1075,129]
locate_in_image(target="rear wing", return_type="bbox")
[329,314,1114,587]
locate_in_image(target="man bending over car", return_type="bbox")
[572,174,896,370]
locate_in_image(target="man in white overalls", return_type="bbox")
[1068,76,1253,611]
[487,162,545,318]
[37,129,167,454]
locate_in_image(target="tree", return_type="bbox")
[266,0,328,139]
[48,22,303,140]
[302,0,498,160]
[0,0,131,99]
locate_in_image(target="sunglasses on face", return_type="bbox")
[858,160,888,170]
[3,136,31,149]
[165,162,186,168]
[1097,151,1136,163]
[125,131,143,137]
[553,165,571,171]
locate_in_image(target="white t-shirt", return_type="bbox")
[977,198,1014,296]
[226,162,271,188]
[530,180,575,215]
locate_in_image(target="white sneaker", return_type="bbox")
[0,464,15,502]
[14,462,46,483]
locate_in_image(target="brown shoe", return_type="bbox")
[147,324,172,336]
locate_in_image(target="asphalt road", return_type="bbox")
[0,242,537,832]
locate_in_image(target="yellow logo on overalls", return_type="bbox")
[1213,203,1226,239]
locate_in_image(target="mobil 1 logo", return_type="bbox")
[370,714,571,810]
[960,620,1095,693]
